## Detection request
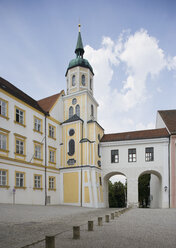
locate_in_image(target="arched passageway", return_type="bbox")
[103,172,127,208]
[138,170,162,208]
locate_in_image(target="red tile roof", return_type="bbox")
[38,90,64,113]
[158,110,176,134]
[101,128,169,142]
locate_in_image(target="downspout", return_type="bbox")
[80,121,83,207]
[168,136,170,208]
[45,115,47,206]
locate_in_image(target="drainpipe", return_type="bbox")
[168,136,170,208]
[80,121,83,207]
[45,115,47,206]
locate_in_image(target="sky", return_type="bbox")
[0,0,176,136]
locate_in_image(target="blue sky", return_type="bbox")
[0,0,176,133]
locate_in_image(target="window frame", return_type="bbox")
[33,140,43,162]
[14,106,26,127]
[14,133,26,160]
[48,124,56,140]
[69,106,74,118]
[15,171,26,189]
[111,150,119,163]
[75,104,80,117]
[68,139,75,156]
[33,116,43,134]
[0,98,9,119]
[145,147,154,162]
[0,169,9,188]
[72,75,76,87]
[0,128,10,155]
[33,174,43,190]
[48,146,56,165]
[48,176,56,191]
[81,74,86,86]
[128,148,137,162]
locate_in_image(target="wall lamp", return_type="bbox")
[164,186,168,192]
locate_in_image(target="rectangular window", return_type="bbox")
[0,99,7,117]
[145,147,154,161]
[111,150,119,163]
[34,175,42,189]
[49,177,55,190]
[16,108,24,124]
[0,133,7,150]
[0,170,7,186]
[15,172,25,187]
[49,125,55,139]
[128,148,136,162]
[34,118,41,132]
[16,139,24,155]
[35,145,41,159]
[49,150,55,163]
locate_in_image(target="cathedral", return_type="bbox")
[0,26,176,208]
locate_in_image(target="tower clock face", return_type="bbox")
[72,98,77,105]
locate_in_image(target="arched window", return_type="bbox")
[82,75,85,86]
[75,104,80,117]
[91,104,94,117]
[90,79,92,90]
[68,139,75,156]
[69,106,73,118]
[72,75,76,86]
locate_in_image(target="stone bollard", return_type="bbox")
[115,211,120,217]
[45,236,55,248]
[105,215,109,223]
[98,217,103,226]
[111,213,115,220]
[88,221,94,231]
[73,226,80,239]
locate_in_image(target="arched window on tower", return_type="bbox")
[82,75,85,86]
[72,75,76,86]
[90,79,92,90]
[68,139,75,156]
[91,104,94,117]
[69,106,73,118]
[75,104,80,117]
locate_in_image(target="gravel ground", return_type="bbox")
[0,204,176,248]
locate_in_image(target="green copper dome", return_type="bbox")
[65,28,94,76]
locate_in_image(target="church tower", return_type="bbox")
[60,25,104,208]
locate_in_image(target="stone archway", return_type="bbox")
[138,170,162,208]
[103,172,127,208]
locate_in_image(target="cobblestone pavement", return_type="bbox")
[0,204,176,248]
[0,204,120,248]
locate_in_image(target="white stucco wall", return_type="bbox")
[100,138,169,208]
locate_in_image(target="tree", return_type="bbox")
[109,181,127,208]
[138,174,151,208]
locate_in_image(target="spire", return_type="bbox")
[75,23,84,58]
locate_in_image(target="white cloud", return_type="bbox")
[84,29,176,133]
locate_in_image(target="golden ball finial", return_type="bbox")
[78,23,81,32]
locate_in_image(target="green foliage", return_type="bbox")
[108,181,127,208]
[138,174,151,208]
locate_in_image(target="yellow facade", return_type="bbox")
[63,172,79,203]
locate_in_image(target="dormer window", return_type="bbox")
[72,75,76,86]
[82,75,85,86]
[69,106,73,118]
[90,79,92,90]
